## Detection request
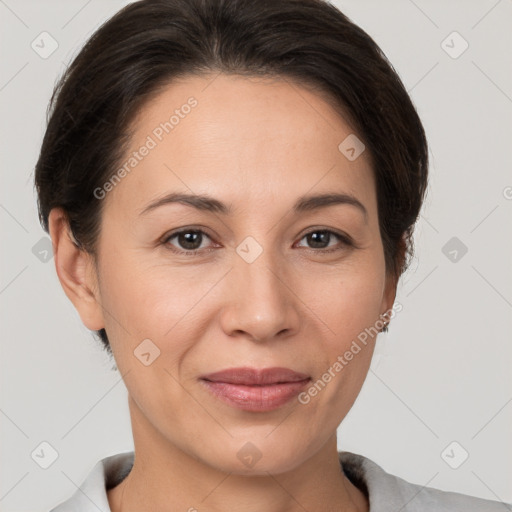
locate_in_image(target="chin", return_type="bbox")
[199,438,312,476]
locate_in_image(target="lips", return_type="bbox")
[200,366,310,386]
[199,367,311,412]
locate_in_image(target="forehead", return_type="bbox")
[103,73,377,223]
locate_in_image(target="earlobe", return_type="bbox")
[48,208,105,331]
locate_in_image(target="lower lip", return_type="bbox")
[200,379,311,412]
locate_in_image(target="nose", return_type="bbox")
[218,249,302,343]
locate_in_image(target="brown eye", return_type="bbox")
[163,229,214,254]
[296,229,352,253]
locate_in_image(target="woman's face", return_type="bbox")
[71,73,396,474]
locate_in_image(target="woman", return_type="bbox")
[34,0,508,510]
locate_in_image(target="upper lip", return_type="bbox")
[200,367,311,386]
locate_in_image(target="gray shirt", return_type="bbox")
[50,450,510,511]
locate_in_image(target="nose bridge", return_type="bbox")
[220,237,299,341]
[238,246,282,302]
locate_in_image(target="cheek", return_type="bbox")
[305,257,386,343]
[97,252,223,369]
[302,257,385,400]
[96,260,200,426]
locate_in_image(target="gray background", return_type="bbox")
[1,0,511,510]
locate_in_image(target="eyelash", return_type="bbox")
[161,228,354,256]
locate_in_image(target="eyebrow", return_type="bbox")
[138,191,368,222]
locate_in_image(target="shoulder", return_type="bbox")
[49,451,134,512]
[339,451,510,511]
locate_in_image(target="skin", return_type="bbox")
[49,73,399,512]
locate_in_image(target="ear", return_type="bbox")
[48,208,105,331]
[379,235,406,321]
[381,270,398,315]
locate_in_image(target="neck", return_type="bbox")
[108,396,368,512]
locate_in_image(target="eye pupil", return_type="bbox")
[308,231,330,248]
[179,231,202,250]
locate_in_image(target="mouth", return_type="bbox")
[201,366,310,385]
[199,367,311,412]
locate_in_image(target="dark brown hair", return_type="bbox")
[34,0,429,355]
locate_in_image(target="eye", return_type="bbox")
[295,229,353,253]
[162,227,353,256]
[163,229,216,255]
